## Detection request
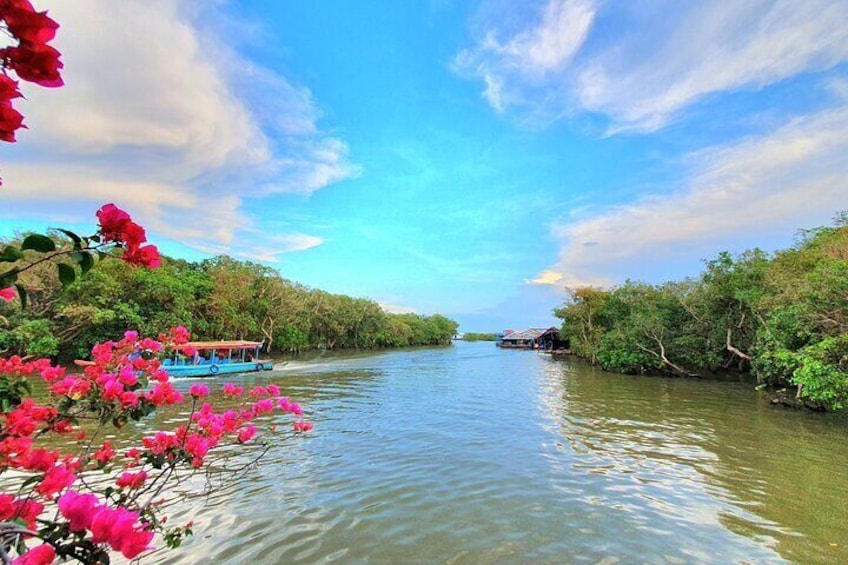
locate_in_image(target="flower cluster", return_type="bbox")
[96,203,161,268]
[1,204,162,307]
[0,0,62,145]
[0,326,313,563]
[58,491,154,559]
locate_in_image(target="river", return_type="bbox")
[138,341,847,564]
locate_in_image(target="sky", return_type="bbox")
[2,0,848,332]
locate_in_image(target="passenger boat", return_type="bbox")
[161,340,274,378]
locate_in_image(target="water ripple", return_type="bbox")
[133,344,848,564]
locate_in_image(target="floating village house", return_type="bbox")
[496,327,562,350]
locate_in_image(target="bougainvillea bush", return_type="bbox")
[0,326,313,564]
[0,203,313,565]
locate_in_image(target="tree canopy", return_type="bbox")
[554,214,848,410]
[0,244,458,361]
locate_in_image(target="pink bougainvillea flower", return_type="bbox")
[116,470,147,490]
[0,103,26,142]
[122,243,161,268]
[278,397,304,415]
[23,448,58,473]
[11,543,56,565]
[252,398,275,415]
[117,527,155,560]
[35,463,76,498]
[96,203,131,242]
[3,43,63,87]
[0,73,23,102]
[3,5,59,46]
[294,420,314,433]
[145,381,183,406]
[171,325,191,342]
[92,441,115,466]
[89,505,128,543]
[57,490,98,532]
[237,424,257,443]
[189,383,209,399]
[89,504,154,558]
[0,495,44,529]
[0,74,25,143]
[0,286,17,302]
[120,221,146,248]
[222,383,243,396]
[51,419,73,434]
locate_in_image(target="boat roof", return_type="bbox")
[176,340,263,350]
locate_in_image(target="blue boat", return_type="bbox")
[162,340,274,378]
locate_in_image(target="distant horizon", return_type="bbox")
[4,0,847,333]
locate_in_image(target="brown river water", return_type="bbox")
[102,341,847,564]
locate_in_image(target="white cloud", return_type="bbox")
[380,303,418,314]
[2,0,353,254]
[542,103,848,286]
[454,0,595,112]
[577,1,848,132]
[526,268,609,289]
[525,270,563,285]
[456,0,848,131]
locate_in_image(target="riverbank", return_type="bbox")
[553,218,848,411]
[549,349,835,412]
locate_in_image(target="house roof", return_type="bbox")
[501,327,559,340]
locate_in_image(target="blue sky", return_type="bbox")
[2,0,848,332]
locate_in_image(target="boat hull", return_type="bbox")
[163,361,274,378]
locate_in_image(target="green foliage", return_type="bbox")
[554,214,848,409]
[0,376,32,412]
[596,330,656,374]
[790,337,848,408]
[0,234,460,360]
[0,319,60,358]
[21,233,56,253]
[462,332,497,341]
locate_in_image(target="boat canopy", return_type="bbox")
[175,340,263,351]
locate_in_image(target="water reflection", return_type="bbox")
[538,356,848,563]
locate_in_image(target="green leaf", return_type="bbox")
[0,269,18,288]
[57,228,83,250]
[57,263,76,287]
[0,245,23,263]
[21,233,56,253]
[71,251,95,273]
[14,284,26,309]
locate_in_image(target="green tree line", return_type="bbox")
[0,247,458,360]
[461,332,498,341]
[554,214,848,410]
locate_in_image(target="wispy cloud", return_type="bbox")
[537,103,848,287]
[2,0,354,252]
[380,303,418,315]
[525,270,562,285]
[577,1,848,132]
[199,233,325,264]
[455,0,848,131]
[454,0,595,113]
